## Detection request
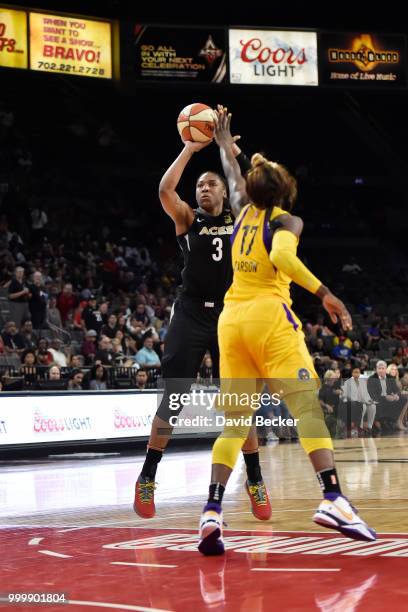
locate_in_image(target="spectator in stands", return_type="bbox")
[30,204,48,245]
[367,360,407,433]
[401,372,408,399]
[81,329,97,364]
[137,294,155,322]
[82,296,107,334]
[392,316,408,342]
[333,333,352,348]
[69,354,84,368]
[21,319,39,351]
[197,354,213,387]
[387,363,401,388]
[68,368,84,390]
[81,294,96,326]
[134,368,148,390]
[135,334,161,370]
[116,314,127,334]
[341,367,375,436]
[126,315,145,341]
[46,295,63,329]
[311,338,330,362]
[366,319,381,350]
[387,363,407,429]
[48,338,67,367]
[350,340,368,364]
[311,314,335,341]
[158,315,170,342]
[28,271,47,329]
[379,316,392,340]
[123,335,137,360]
[20,348,38,387]
[312,357,326,379]
[400,340,408,358]
[72,300,88,331]
[114,329,126,352]
[342,360,352,379]
[89,364,108,390]
[48,364,61,380]
[134,303,150,327]
[154,296,170,321]
[332,336,352,360]
[357,296,373,319]
[8,266,31,326]
[37,337,49,353]
[57,283,76,324]
[342,256,362,275]
[101,313,118,339]
[21,348,36,366]
[392,347,408,369]
[112,337,126,366]
[318,370,339,437]
[35,350,49,368]
[95,335,114,366]
[331,365,343,399]
[136,245,152,270]
[1,320,26,357]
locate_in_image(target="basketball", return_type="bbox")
[177,103,215,143]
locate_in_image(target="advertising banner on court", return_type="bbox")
[122,24,226,82]
[0,7,27,69]
[319,32,407,87]
[229,28,318,86]
[0,393,154,444]
[0,391,223,447]
[29,12,112,78]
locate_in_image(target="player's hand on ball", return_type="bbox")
[182,140,212,152]
[214,105,241,148]
[321,291,352,330]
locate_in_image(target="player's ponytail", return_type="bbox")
[246,153,297,211]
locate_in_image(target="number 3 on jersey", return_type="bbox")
[212,237,223,261]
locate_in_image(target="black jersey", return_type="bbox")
[176,208,234,303]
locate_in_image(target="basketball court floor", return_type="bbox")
[1,436,408,611]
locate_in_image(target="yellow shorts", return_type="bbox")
[217,298,331,453]
[218,298,317,383]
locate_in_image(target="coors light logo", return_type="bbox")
[229,29,318,86]
[239,37,307,78]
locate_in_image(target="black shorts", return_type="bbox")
[156,295,222,422]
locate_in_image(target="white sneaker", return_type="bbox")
[198,503,224,556]
[313,494,376,541]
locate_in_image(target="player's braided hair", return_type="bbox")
[246,153,297,211]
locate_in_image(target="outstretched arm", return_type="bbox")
[159,140,210,234]
[270,216,352,331]
[214,107,249,217]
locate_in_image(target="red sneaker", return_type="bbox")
[133,477,156,518]
[245,480,272,520]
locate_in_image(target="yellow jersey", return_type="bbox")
[225,204,294,305]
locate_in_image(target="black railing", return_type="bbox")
[0,365,161,391]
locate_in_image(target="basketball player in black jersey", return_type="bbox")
[134,128,271,521]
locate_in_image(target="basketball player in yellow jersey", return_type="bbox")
[198,108,376,555]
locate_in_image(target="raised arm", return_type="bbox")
[214,107,249,217]
[159,140,209,234]
[270,216,352,331]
